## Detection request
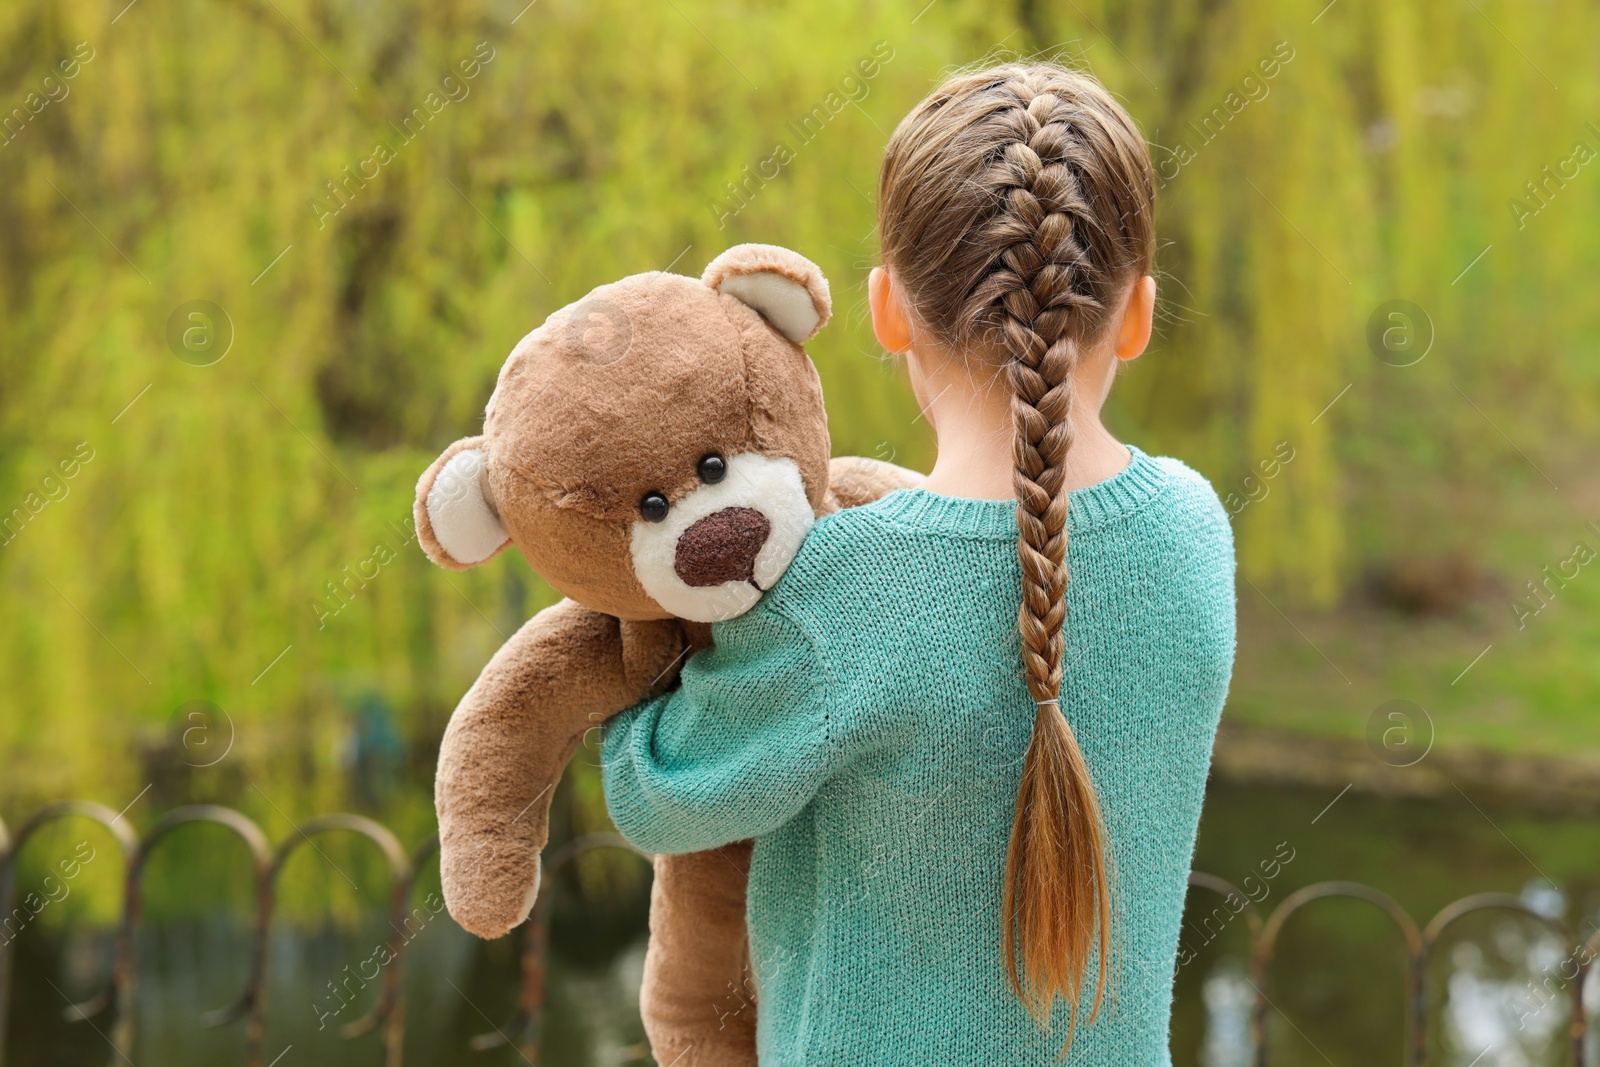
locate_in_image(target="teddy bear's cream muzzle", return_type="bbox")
[629,452,814,623]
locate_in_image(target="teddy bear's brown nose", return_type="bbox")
[674,507,771,587]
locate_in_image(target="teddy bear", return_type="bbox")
[412,244,920,1066]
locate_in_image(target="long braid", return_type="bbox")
[878,62,1155,1048]
[985,78,1113,1035]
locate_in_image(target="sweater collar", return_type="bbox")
[863,445,1168,539]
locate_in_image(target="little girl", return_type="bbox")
[604,62,1235,1064]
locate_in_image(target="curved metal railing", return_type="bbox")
[0,804,1592,1065]
[1187,872,1598,1067]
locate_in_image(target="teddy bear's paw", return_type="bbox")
[441,843,542,939]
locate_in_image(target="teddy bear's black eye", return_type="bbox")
[697,454,727,484]
[640,492,670,523]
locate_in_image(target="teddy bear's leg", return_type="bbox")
[640,842,758,1067]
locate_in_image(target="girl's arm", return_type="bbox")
[602,604,856,854]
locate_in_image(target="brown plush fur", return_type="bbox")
[415,245,920,1066]
[474,265,831,620]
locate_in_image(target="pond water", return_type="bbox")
[8,779,1600,1066]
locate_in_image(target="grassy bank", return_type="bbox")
[1224,467,1600,765]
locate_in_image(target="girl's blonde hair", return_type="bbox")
[877,61,1156,1043]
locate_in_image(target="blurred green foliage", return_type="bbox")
[1,0,1596,835]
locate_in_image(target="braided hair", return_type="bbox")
[877,63,1156,1043]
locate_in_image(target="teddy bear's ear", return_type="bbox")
[702,244,832,343]
[414,436,511,570]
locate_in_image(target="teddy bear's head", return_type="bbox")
[414,245,835,622]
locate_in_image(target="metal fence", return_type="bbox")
[1,802,1594,1066]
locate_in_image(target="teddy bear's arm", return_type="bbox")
[822,455,924,513]
[435,597,686,938]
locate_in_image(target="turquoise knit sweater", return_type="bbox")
[603,446,1236,1065]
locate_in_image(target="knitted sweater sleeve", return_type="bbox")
[601,602,852,855]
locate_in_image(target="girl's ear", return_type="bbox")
[702,244,831,343]
[868,266,913,354]
[1114,275,1157,361]
[414,436,511,570]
